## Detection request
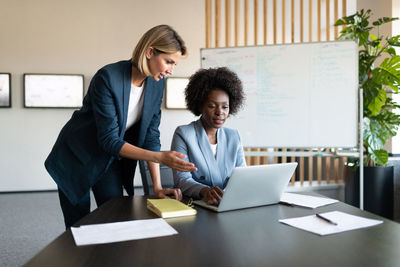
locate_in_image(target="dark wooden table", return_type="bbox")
[23,196,400,267]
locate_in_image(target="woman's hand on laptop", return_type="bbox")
[200,186,224,205]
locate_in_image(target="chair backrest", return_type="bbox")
[138,160,175,195]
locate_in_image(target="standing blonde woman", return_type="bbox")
[45,25,197,228]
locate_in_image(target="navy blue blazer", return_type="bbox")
[171,119,246,198]
[45,60,165,205]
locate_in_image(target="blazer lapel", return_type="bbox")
[121,61,132,137]
[137,77,156,146]
[194,119,224,187]
[140,77,154,123]
[215,128,226,169]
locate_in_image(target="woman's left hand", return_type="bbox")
[154,188,183,201]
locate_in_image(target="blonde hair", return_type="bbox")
[132,25,187,76]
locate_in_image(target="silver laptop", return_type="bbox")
[193,162,297,212]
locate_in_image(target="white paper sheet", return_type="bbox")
[279,211,383,236]
[280,192,339,209]
[71,218,178,246]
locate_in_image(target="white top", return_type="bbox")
[126,82,145,129]
[210,143,217,157]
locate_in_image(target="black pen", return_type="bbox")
[316,213,338,225]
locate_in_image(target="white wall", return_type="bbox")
[0,0,200,191]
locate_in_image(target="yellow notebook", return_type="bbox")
[147,199,197,218]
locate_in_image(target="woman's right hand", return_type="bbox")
[156,151,197,172]
[200,186,224,205]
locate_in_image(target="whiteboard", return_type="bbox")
[24,74,84,108]
[201,40,358,148]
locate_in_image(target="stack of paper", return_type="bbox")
[71,218,178,246]
[279,211,383,236]
[280,193,339,209]
[147,199,197,218]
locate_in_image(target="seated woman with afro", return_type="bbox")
[171,67,246,205]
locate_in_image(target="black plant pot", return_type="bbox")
[344,166,394,220]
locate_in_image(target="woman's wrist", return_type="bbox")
[153,185,163,193]
[152,151,161,163]
[200,187,210,198]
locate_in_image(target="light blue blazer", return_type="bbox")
[171,119,246,198]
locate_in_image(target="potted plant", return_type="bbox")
[334,9,400,219]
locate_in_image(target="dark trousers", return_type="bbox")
[58,160,124,229]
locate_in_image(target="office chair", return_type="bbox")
[138,160,175,195]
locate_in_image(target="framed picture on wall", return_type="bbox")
[0,73,11,108]
[24,73,84,108]
[165,77,189,109]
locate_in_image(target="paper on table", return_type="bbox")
[280,192,339,209]
[71,218,178,246]
[279,211,383,236]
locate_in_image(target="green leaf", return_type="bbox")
[364,118,387,150]
[359,31,370,46]
[385,47,397,56]
[370,34,378,41]
[387,35,400,47]
[374,105,400,137]
[375,55,400,92]
[372,17,399,26]
[334,19,347,26]
[370,149,389,166]
[364,81,386,115]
